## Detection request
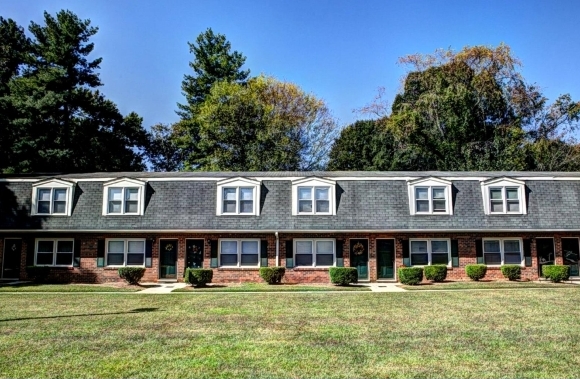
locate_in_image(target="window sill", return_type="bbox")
[32,214,70,217]
[485,265,525,269]
[104,266,145,270]
[291,267,332,271]
[217,267,260,271]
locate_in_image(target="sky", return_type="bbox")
[3,0,580,129]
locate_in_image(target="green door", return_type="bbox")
[377,239,395,279]
[536,238,554,277]
[160,240,177,279]
[562,238,580,277]
[350,239,369,280]
[186,239,204,269]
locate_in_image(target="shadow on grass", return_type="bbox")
[0,308,159,323]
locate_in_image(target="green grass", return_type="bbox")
[1,291,580,378]
[174,283,370,292]
[402,280,580,290]
[0,283,142,292]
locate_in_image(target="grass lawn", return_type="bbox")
[0,283,143,292]
[174,283,370,292]
[401,280,580,290]
[1,291,580,378]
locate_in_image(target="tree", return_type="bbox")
[1,10,149,173]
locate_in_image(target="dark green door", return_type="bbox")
[160,240,177,279]
[186,239,204,269]
[536,238,554,277]
[350,239,369,280]
[377,239,395,279]
[562,238,579,277]
[2,239,22,279]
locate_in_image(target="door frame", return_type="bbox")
[376,238,396,281]
[1,238,22,280]
[158,238,179,279]
[535,237,555,277]
[185,238,205,269]
[560,236,580,277]
[349,238,370,281]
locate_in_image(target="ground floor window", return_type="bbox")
[219,239,260,267]
[482,238,523,265]
[294,239,335,267]
[106,239,145,266]
[35,238,74,266]
[410,239,450,266]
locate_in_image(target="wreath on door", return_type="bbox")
[165,244,174,251]
[353,242,365,256]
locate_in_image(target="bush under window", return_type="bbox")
[466,264,487,281]
[184,268,213,287]
[398,267,424,285]
[329,267,358,286]
[259,267,286,284]
[118,267,146,285]
[501,265,521,281]
[424,265,447,282]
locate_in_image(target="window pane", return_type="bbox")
[506,188,519,199]
[432,253,449,265]
[315,188,329,200]
[36,253,53,265]
[53,189,67,201]
[240,200,253,213]
[432,188,445,199]
[127,253,144,265]
[484,240,500,253]
[107,253,124,265]
[415,188,428,200]
[295,254,313,266]
[223,200,236,213]
[223,188,236,200]
[240,188,253,200]
[411,241,427,253]
[109,188,122,201]
[241,254,259,266]
[316,200,329,213]
[220,254,238,265]
[411,253,428,265]
[108,241,125,253]
[37,241,54,253]
[504,240,521,253]
[298,200,312,213]
[504,253,521,264]
[221,241,237,254]
[241,241,258,254]
[432,200,446,212]
[109,201,122,213]
[38,188,52,201]
[507,201,520,212]
[57,240,73,253]
[490,201,503,212]
[128,241,145,253]
[298,187,312,200]
[38,201,50,214]
[431,241,448,253]
[490,188,503,200]
[125,201,138,213]
[53,201,66,213]
[125,188,139,201]
[484,253,501,265]
[296,241,312,254]
[316,241,333,254]
[416,200,429,212]
[56,253,73,266]
[316,254,333,266]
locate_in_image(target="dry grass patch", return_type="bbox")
[0,282,144,292]
[174,282,370,292]
[401,280,580,290]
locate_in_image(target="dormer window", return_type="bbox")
[31,178,75,216]
[102,178,146,216]
[216,177,261,216]
[407,177,452,215]
[292,177,336,215]
[481,178,526,215]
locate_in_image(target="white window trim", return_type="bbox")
[35,238,74,267]
[409,238,451,267]
[293,238,336,268]
[216,178,261,216]
[292,177,336,216]
[31,179,75,216]
[482,237,524,267]
[218,238,261,268]
[102,178,146,216]
[407,177,453,215]
[481,178,526,215]
[105,238,146,267]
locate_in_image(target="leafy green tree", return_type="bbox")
[1,10,149,173]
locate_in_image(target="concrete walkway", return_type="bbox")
[363,283,407,292]
[138,282,188,293]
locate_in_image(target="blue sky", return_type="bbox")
[4,0,580,128]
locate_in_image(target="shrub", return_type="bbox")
[398,267,424,285]
[424,265,447,282]
[259,267,286,284]
[118,267,146,285]
[465,264,487,281]
[184,268,213,287]
[329,267,358,286]
[25,266,50,283]
[501,265,521,281]
[542,265,570,283]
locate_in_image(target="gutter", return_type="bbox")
[275,231,279,266]
[3,228,580,233]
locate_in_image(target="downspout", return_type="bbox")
[275,231,279,266]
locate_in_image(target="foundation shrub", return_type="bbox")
[398,267,424,285]
[25,266,51,283]
[501,265,521,281]
[424,265,447,282]
[184,268,213,287]
[118,267,146,285]
[466,264,487,281]
[542,265,570,283]
[259,267,286,284]
[329,267,358,286]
